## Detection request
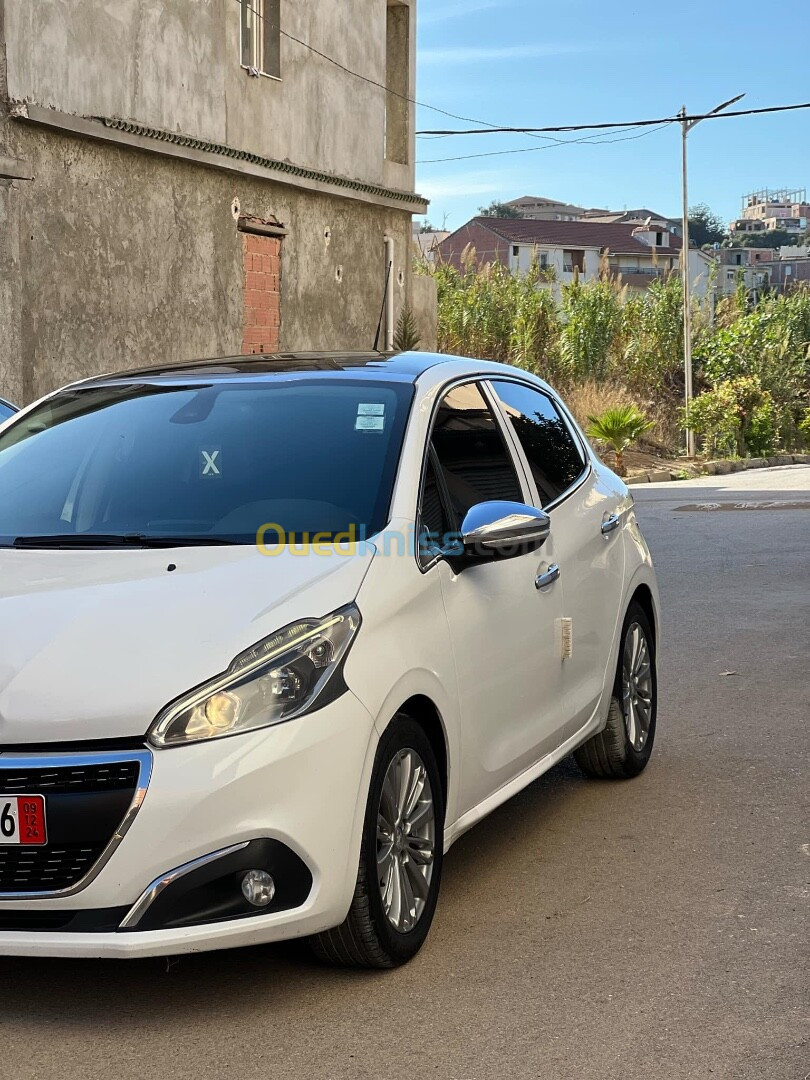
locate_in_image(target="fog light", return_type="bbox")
[241,869,276,908]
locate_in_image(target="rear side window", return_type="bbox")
[490,380,585,506]
[429,382,522,528]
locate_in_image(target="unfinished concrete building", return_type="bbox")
[0,0,430,405]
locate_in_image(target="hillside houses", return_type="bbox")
[437,217,713,298]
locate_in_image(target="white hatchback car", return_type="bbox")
[0,352,659,966]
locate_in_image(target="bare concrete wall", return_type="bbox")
[0,0,23,402]
[0,182,23,403]
[1,123,414,402]
[410,272,437,352]
[4,0,415,194]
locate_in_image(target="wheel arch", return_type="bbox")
[391,695,449,808]
[628,583,658,648]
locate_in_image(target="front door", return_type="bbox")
[422,382,566,816]
[488,378,627,734]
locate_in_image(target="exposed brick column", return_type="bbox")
[241,232,281,354]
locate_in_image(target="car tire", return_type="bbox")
[574,601,657,780]
[310,715,445,968]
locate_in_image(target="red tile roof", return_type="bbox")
[457,217,683,257]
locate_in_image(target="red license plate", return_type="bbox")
[0,795,47,846]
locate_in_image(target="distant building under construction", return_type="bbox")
[730,188,809,237]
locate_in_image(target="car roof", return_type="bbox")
[72,351,459,388]
[60,353,559,404]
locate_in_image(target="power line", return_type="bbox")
[417,101,810,136]
[231,3,810,167]
[417,123,673,165]
[419,122,642,147]
[233,0,546,136]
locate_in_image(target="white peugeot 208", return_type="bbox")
[0,352,659,966]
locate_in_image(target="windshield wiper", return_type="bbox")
[12,533,240,549]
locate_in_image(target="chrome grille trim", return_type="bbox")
[0,749,153,901]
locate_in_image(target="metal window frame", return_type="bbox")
[240,0,281,80]
[413,376,534,575]
[483,376,591,514]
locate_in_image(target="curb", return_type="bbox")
[626,453,810,486]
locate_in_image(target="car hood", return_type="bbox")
[0,545,375,745]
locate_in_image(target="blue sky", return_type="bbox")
[415,0,810,230]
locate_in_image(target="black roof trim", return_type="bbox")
[74,351,453,387]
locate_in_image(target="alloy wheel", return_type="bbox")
[376,748,436,934]
[622,622,653,752]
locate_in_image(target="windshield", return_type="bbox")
[0,378,413,546]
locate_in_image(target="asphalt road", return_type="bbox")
[3,467,808,1080]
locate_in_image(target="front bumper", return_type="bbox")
[0,690,378,957]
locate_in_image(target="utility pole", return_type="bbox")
[680,94,745,458]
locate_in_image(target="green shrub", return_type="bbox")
[685,375,777,458]
[428,259,810,458]
[559,279,621,382]
[433,257,560,376]
[693,285,810,448]
[619,275,684,394]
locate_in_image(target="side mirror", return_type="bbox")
[453,501,550,561]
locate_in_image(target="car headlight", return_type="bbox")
[148,605,361,748]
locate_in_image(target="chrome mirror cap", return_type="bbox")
[458,501,550,558]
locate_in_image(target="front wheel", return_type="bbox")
[574,601,657,779]
[310,716,444,968]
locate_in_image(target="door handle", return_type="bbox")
[601,512,621,536]
[535,564,561,589]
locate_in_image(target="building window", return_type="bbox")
[655,231,663,246]
[385,2,410,164]
[540,253,548,268]
[512,246,520,258]
[563,249,585,274]
[240,0,280,78]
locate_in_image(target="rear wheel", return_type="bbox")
[310,716,444,968]
[574,601,657,779]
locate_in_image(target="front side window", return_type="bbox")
[490,380,585,507]
[240,0,280,78]
[428,383,522,530]
[0,379,413,545]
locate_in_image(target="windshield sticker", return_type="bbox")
[357,403,385,417]
[355,415,385,433]
[200,448,222,477]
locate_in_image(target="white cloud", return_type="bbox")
[419,43,592,65]
[419,1,502,26]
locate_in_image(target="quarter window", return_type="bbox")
[429,383,522,529]
[417,455,453,565]
[490,380,585,506]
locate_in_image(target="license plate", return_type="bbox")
[0,795,47,846]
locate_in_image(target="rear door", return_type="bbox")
[487,378,626,735]
[420,381,566,816]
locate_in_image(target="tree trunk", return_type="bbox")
[615,449,626,477]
